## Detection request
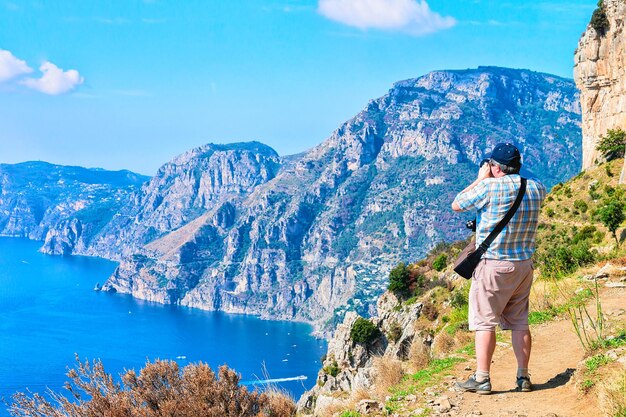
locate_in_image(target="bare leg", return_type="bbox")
[512,330,532,369]
[475,330,496,372]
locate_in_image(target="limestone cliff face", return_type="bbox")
[2,67,582,334]
[0,161,147,246]
[574,0,626,177]
[41,142,281,259]
[103,67,582,332]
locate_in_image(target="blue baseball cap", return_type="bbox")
[490,143,521,167]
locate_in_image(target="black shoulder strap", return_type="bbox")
[477,177,527,253]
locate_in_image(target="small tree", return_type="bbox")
[596,128,626,161]
[597,197,625,246]
[388,262,410,297]
[350,317,381,345]
[432,254,448,272]
[590,0,609,35]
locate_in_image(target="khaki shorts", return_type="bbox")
[468,258,534,331]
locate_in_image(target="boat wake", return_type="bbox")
[244,375,307,385]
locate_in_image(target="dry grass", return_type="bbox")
[455,330,472,348]
[265,389,297,417]
[408,337,431,373]
[317,398,350,417]
[350,388,372,404]
[372,356,404,399]
[604,256,626,267]
[529,276,583,314]
[431,332,456,358]
[316,388,374,417]
[599,368,626,417]
[529,279,556,312]
[319,388,374,416]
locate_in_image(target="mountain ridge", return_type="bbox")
[0,66,583,333]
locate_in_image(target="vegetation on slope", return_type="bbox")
[324,158,626,417]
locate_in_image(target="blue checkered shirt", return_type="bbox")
[453,174,546,261]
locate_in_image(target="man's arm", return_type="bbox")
[451,163,492,212]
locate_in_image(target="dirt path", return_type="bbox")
[439,287,625,417]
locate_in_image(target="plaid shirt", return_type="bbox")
[453,174,546,261]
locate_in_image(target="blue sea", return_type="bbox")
[0,238,326,414]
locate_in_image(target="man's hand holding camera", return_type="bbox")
[477,160,492,181]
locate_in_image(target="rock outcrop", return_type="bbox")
[297,292,426,416]
[574,0,626,179]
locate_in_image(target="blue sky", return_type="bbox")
[0,0,595,175]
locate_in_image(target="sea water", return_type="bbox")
[0,238,326,414]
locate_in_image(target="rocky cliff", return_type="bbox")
[0,161,148,251]
[43,142,282,260]
[3,67,583,333]
[574,0,626,178]
[101,67,582,332]
[297,291,427,415]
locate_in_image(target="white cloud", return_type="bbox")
[0,49,33,82]
[22,62,84,95]
[318,0,456,35]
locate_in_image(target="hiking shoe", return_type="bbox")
[516,376,532,392]
[456,374,492,395]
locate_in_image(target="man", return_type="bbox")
[451,143,546,394]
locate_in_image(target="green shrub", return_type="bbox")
[563,186,573,198]
[412,273,426,296]
[538,241,597,278]
[590,0,610,35]
[585,354,611,373]
[350,317,381,345]
[323,360,340,377]
[387,320,403,343]
[388,262,410,297]
[590,187,601,200]
[545,207,555,217]
[593,230,605,243]
[573,225,597,244]
[605,164,614,177]
[598,197,626,246]
[450,288,468,309]
[573,200,589,213]
[597,128,626,161]
[432,254,448,272]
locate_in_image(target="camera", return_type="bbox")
[466,218,476,232]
